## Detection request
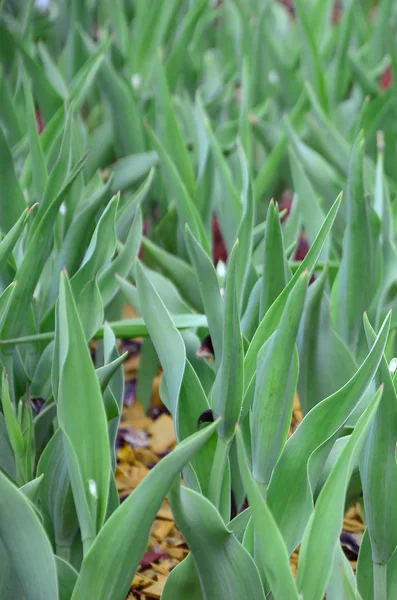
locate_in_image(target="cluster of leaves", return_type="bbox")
[1,0,397,598]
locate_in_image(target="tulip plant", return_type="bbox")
[1,0,397,599]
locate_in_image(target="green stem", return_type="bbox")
[373,562,387,600]
[207,436,230,510]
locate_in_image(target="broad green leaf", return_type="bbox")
[117,268,192,317]
[195,93,241,251]
[155,58,195,197]
[360,315,397,564]
[27,107,73,242]
[327,545,362,600]
[297,266,356,414]
[20,474,44,505]
[110,153,158,194]
[166,0,208,91]
[161,507,251,599]
[135,260,185,422]
[71,194,118,297]
[96,353,128,395]
[177,359,211,490]
[36,428,79,556]
[235,142,255,313]
[81,32,144,155]
[294,0,329,114]
[131,0,182,86]
[0,64,22,146]
[260,199,288,321]
[251,272,308,485]
[169,484,265,600]
[0,469,58,599]
[71,419,219,600]
[185,224,223,363]
[142,237,203,313]
[56,556,78,600]
[0,125,26,234]
[236,428,299,598]
[289,144,328,259]
[297,387,383,600]
[0,207,31,273]
[136,338,159,413]
[1,369,25,484]
[267,312,390,553]
[284,118,344,218]
[0,411,15,478]
[56,273,112,549]
[331,132,381,358]
[99,204,142,307]
[47,179,112,306]
[22,67,47,204]
[244,193,342,394]
[0,153,88,340]
[10,29,62,120]
[213,241,244,441]
[147,125,209,252]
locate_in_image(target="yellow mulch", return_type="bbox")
[117,305,365,598]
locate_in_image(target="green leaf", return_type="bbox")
[47,179,112,306]
[297,386,383,600]
[56,272,112,549]
[99,205,142,308]
[0,207,31,273]
[56,556,78,600]
[195,93,241,251]
[213,241,244,440]
[0,153,88,340]
[260,199,288,321]
[147,125,209,253]
[0,125,26,234]
[136,338,159,413]
[267,312,390,553]
[142,236,203,313]
[20,474,44,504]
[161,507,251,599]
[327,545,361,600]
[236,428,299,598]
[27,107,73,242]
[155,58,195,197]
[22,67,47,204]
[169,483,265,600]
[0,411,16,478]
[71,420,219,600]
[96,353,128,395]
[135,259,185,422]
[185,224,223,362]
[166,0,208,91]
[251,271,308,485]
[294,0,329,114]
[244,193,342,395]
[36,429,79,554]
[235,142,255,313]
[360,314,397,564]
[0,469,58,599]
[297,266,357,414]
[1,369,25,484]
[288,144,328,259]
[110,153,158,194]
[331,132,381,358]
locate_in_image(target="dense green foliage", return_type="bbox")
[1,0,397,598]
